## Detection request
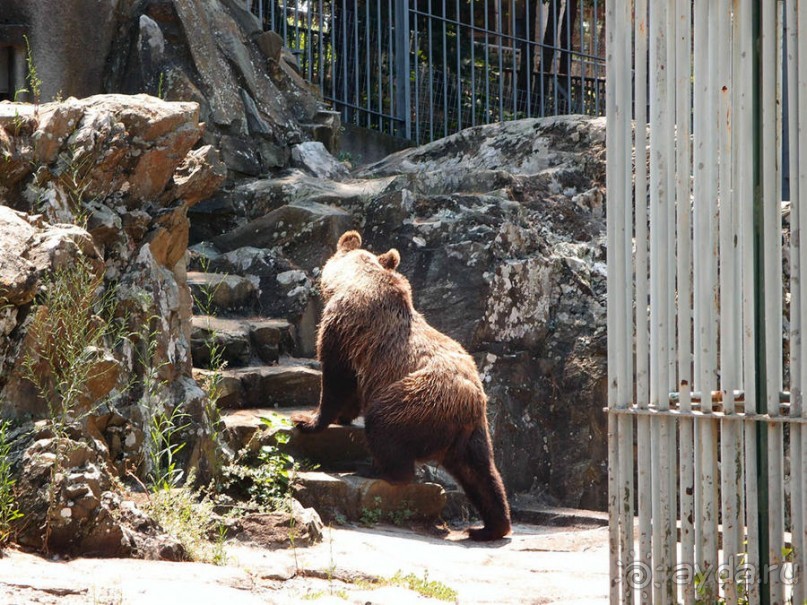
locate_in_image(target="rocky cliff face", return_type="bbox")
[105,0,339,179]
[0,94,225,554]
[193,115,609,510]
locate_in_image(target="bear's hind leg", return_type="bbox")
[363,411,417,485]
[443,425,511,541]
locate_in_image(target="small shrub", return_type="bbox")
[147,476,227,565]
[359,497,383,527]
[21,258,121,434]
[145,406,191,492]
[0,419,23,547]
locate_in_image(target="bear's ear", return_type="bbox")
[337,231,362,252]
[378,248,401,270]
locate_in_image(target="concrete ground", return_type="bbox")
[0,521,609,604]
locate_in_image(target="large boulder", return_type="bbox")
[0,95,226,554]
[104,0,338,178]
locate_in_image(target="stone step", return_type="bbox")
[187,271,259,315]
[222,408,451,525]
[190,315,295,368]
[294,471,447,524]
[194,359,320,409]
[221,407,371,471]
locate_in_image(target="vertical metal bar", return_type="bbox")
[330,0,337,109]
[294,0,300,55]
[674,0,693,601]
[394,0,411,139]
[307,0,314,81]
[470,0,477,126]
[341,0,348,121]
[692,0,719,596]
[618,0,634,602]
[634,0,651,601]
[319,0,325,90]
[365,0,371,127]
[594,0,600,115]
[457,0,462,129]
[428,0,435,138]
[376,0,382,131]
[497,1,504,121]
[442,0,448,137]
[539,0,545,116]
[650,0,674,601]
[566,0,572,112]
[353,0,360,124]
[798,0,807,596]
[762,1,784,602]
[717,1,744,602]
[733,0,760,601]
[785,2,804,604]
[413,1,420,142]
[525,0,531,118]
[552,0,558,114]
[580,0,586,113]
[484,0,491,122]
[390,0,396,135]
[605,0,620,598]
[511,0,517,117]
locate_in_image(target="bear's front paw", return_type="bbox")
[291,411,319,433]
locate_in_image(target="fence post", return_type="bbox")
[394,0,411,140]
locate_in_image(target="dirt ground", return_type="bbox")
[0,522,609,604]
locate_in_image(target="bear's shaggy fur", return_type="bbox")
[292,231,511,541]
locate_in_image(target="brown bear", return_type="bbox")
[292,231,511,541]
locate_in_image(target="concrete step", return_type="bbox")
[187,271,259,315]
[221,407,371,471]
[194,358,320,409]
[294,471,447,524]
[191,315,295,368]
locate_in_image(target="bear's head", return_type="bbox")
[319,231,403,301]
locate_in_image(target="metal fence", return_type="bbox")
[248,0,605,145]
[607,1,804,604]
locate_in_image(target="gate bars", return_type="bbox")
[608,1,807,604]
[248,0,605,145]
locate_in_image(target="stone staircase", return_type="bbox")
[187,252,451,527]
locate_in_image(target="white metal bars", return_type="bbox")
[608,0,803,603]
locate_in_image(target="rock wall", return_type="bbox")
[0,94,225,554]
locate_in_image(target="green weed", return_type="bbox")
[147,477,227,565]
[0,419,23,547]
[21,258,121,434]
[386,570,458,602]
[359,496,383,527]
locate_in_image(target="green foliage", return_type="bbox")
[218,414,300,511]
[385,571,458,602]
[359,496,383,527]
[23,35,41,104]
[21,258,121,434]
[147,477,227,565]
[190,258,228,451]
[157,71,166,100]
[389,502,414,527]
[249,414,298,507]
[0,419,23,547]
[145,406,191,492]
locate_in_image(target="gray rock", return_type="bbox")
[212,200,355,271]
[291,141,349,180]
[219,135,262,177]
